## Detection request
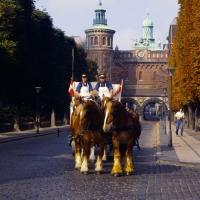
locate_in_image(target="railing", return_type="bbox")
[93,19,107,25]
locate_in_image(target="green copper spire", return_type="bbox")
[93,0,107,25]
[142,9,154,40]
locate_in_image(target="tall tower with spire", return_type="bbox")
[85,0,115,75]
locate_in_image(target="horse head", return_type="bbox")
[103,100,128,133]
[78,99,103,134]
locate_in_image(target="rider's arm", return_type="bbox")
[109,89,113,99]
[93,82,99,96]
[107,81,113,99]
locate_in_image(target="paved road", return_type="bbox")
[0,121,200,200]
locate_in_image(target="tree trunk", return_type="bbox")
[63,111,68,125]
[51,108,56,127]
[188,105,193,129]
[184,106,189,129]
[13,105,21,132]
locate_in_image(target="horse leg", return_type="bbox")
[80,133,91,174]
[75,140,82,170]
[120,144,126,167]
[102,145,107,161]
[95,142,106,174]
[111,139,123,176]
[123,139,135,175]
[89,144,96,162]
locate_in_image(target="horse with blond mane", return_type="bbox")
[102,99,141,176]
[71,97,107,174]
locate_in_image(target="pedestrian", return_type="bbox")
[75,74,94,98]
[175,108,185,136]
[93,74,113,100]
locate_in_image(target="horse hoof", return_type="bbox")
[82,171,89,175]
[125,172,131,176]
[113,173,120,177]
[96,171,102,175]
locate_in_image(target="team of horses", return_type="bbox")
[70,96,141,177]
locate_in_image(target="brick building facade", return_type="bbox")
[82,1,170,119]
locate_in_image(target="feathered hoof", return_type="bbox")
[96,171,102,175]
[113,173,120,177]
[82,171,89,175]
[124,172,132,176]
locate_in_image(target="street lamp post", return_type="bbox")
[162,87,167,134]
[35,87,41,134]
[166,67,175,147]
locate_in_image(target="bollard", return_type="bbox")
[58,128,60,137]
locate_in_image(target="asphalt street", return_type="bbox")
[0,121,200,200]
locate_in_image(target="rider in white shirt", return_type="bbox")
[75,74,93,98]
[93,74,113,100]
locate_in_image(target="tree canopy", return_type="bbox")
[0,0,98,123]
[168,0,200,110]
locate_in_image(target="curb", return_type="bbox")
[0,126,71,144]
[156,159,200,168]
[0,131,58,144]
[156,122,162,159]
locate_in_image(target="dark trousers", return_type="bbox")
[176,119,183,136]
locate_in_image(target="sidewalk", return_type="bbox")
[156,120,200,167]
[0,125,71,143]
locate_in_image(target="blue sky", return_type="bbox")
[35,0,180,50]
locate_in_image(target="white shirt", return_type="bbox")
[175,111,184,120]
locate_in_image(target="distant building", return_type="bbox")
[76,1,175,119]
[73,36,87,48]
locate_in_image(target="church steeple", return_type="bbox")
[93,0,107,25]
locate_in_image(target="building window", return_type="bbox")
[153,53,155,58]
[139,71,143,81]
[165,54,168,58]
[148,54,150,58]
[161,53,163,58]
[153,71,156,80]
[108,37,110,46]
[95,37,98,45]
[91,37,93,45]
[103,37,106,45]
[157,53,159,58]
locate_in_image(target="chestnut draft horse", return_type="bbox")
[71,98,107,174]
[70,102,84,169]
[102,99,141,176]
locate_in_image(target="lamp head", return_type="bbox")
[167,67,176,76]
[35,87,42,93]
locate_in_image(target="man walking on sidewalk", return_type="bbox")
[175,108,185,136]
